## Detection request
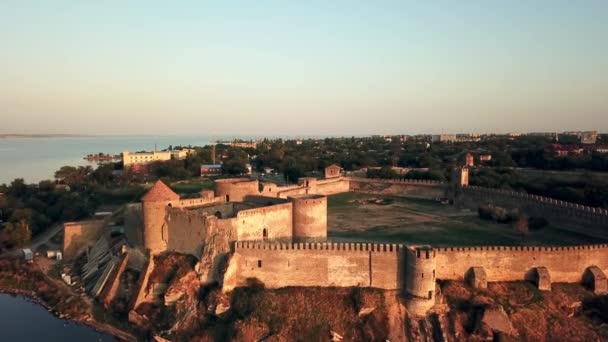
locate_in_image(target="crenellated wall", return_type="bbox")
[459,186,608,237]
[434,244,608,283]
[223,241,608,316]
[224,242,406,291]
[347,177,447,200]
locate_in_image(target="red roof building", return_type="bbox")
[546,144,584,156]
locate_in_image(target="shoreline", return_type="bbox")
[0,287,137,342]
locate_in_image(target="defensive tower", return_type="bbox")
[288,194,327,242]
[405,246,437,316]
[142,180,179,254]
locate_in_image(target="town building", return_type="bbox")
[547,144,584,156]
[431,134,457,143]
[200,164,222,177]
[122,149,194,167]
[563,131,598,144]
[465,153,474,167]
[479,154,492,162]
[593,146,608,154]
[324,164,341,178]
[229,141,257,149]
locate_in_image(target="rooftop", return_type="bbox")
[141,180,180,202]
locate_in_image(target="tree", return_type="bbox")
[284,166,305,183]
[55,165,92,187]
[8,178,28,197]
[5,219,31,247]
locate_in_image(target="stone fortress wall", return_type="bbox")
[63,220,107,261]
[224,241,402,291]
[459,185,608,237]
[226,241,608,315]
[347,177,447,200]
[434,244,608,283]
[135,167,608,316]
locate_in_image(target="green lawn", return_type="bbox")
[327,193,604,246]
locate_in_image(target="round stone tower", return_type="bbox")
[405,245,437,316]
[215,178,259,202]
[288,194,327,242]
[142,180,180,254]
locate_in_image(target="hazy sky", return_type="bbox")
[1,1,607,136]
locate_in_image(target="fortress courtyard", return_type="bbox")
[327,192,604,246]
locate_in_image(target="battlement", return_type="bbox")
[234,241,406,253]
[173,196,223,208]
[236,202,293,217]
[215,177,257,185]
[288,193,326,205]
[435,244,608,253]
[463,186,608,216]
[347,177,445,186]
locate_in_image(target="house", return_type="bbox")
[593,146,608,154]
[325,164,342,179]
[22,248,33,262]
[547,144,583,156]
[122,149,194,167]
[200,164,222,177]
[479,154,492,161]
[432,134,457,143]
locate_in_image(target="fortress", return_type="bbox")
[132,167,608,316]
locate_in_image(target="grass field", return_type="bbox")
[327,193,604,246]
[170,179,215,194]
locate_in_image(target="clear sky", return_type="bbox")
[1,1,607,136]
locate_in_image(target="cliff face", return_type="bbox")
[441,281,608,341]
[129,253,608,341]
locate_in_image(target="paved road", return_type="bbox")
[30,222,63,251]
[0,222,63,259]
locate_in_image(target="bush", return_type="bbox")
[529,216,549,230]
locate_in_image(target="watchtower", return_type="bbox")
[405,246,437,316]
[141,181,180,254]
[288,194,327,242]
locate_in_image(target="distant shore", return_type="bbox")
[0,134,92,139]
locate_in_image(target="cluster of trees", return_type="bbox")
[477,204,549,240]
[0,165,147,249]
[469,168,608,208]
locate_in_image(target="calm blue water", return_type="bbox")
[0,293,116,341]
[0,135,214,184]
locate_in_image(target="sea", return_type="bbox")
[0,293,116,341]
[0,135,215,185]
